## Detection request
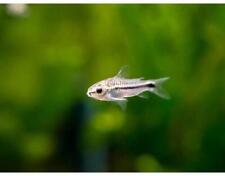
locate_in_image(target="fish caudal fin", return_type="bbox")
[150,77,170,99]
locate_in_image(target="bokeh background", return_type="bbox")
[0,4,225,172]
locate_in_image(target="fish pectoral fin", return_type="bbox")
[107,92,127,101]
[111,97,127,101]
[108,93,127,110]
[115,99,127,110]
[115,65,129,78]
[108,89,123,99]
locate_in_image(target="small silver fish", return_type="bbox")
[87,66,170,108]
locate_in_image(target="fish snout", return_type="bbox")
[86,90,90,97]
[87,90,93,97]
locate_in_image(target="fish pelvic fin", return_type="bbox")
[150,77,170,99]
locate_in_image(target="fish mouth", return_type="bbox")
[87,91,94,97]
[87,92,91,97]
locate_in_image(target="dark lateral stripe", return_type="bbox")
[116,83,155,90]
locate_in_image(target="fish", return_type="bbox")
[87,66,170,108]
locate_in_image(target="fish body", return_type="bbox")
[87,67,170,106]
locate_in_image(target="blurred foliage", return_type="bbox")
[0,4,225,171]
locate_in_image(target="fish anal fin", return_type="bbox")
[138,93,148,99]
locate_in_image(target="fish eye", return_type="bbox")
[96,88,102,94]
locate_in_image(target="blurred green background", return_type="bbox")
[0,4,225,172]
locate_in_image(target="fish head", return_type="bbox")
[87,81,108,101]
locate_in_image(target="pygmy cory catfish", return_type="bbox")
[87,66,170,108]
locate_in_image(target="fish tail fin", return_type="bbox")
[149,77,170,99]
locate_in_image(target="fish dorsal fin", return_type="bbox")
[115,65,129,78]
